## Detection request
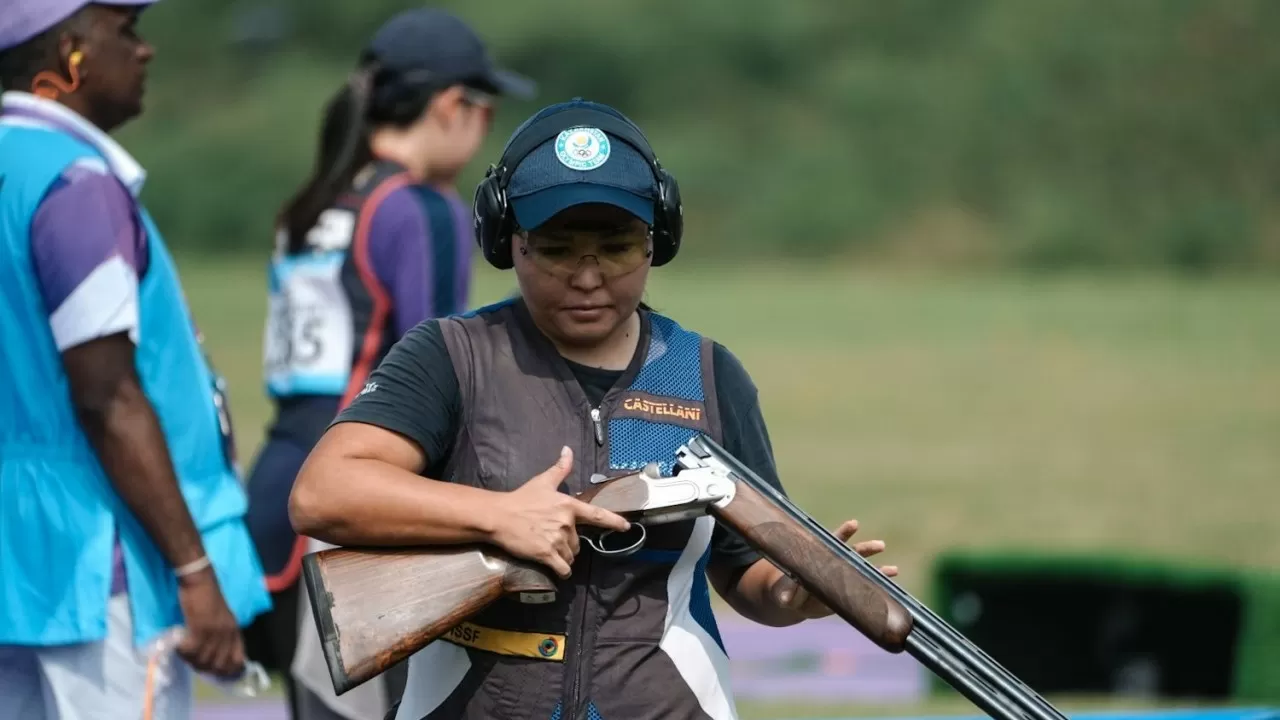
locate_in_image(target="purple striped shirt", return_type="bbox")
[365,183,473,333]
[32,168,145,597]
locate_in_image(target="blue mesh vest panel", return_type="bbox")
[548,701,605,720]
[609,314,707,475]
[607,313,725,652]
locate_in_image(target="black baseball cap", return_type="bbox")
[364,8,536,99]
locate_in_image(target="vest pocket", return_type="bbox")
[447,432,507,491]
[590,561,674,645]
[429,653,561,720]
[587,639,709,720]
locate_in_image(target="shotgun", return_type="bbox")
[304,437,1069,720]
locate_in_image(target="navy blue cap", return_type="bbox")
[365,8,536,99]
[506,100,658,230]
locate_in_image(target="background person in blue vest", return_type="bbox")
[241,8,536,720]
[288,99,900,720]
[0,2,271,718]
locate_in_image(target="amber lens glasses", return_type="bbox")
[520,226,653,279]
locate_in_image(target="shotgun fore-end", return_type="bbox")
[757,523,913,651]
[710,484,914,653]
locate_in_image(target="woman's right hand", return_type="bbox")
[488,446,631,578]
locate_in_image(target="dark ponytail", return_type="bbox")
[277,64,378,253]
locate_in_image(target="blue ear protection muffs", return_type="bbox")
[472,103,683,270]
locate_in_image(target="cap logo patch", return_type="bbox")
[555,127,610,171]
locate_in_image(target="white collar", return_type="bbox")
[0,91,147,196]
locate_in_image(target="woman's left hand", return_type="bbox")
[770,518,899,620]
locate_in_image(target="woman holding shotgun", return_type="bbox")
[290,98,898,720]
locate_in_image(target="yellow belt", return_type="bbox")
[441,621,565,662]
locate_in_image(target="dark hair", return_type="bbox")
[276,65,377,252]
[276,60,451,253]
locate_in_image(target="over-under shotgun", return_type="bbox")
[303,436,1069,720]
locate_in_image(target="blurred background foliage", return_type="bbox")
[122,0,1280,273]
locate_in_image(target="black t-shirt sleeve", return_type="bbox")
[706,341,787,576]
[331,319,462,476]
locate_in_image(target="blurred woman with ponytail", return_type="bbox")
[241,9,535,720]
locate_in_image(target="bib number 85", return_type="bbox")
[266,301,325,369]
[263,255,354,396]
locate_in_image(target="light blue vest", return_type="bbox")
[0,122,271,649]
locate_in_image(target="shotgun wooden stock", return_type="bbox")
[301,470,663,695]
[708,479,914,652]
[302,544,555,695]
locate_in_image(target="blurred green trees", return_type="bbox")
[122,0,1280,272]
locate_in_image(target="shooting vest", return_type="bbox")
[263,159,468,411]
[260,160,472,599]
[394,298,738,720]
[0,118,271,649]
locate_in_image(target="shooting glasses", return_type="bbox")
[517,225,654,279]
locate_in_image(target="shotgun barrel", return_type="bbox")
[678,434,1069,720]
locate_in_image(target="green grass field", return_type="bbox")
[181,254,1280,717]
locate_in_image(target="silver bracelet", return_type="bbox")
[174,555,211,578]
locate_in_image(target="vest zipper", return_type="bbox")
[564,404,604,719]
[568,548,592,718]
[589,407,604,446]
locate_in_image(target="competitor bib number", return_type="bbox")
[264,252,355,396]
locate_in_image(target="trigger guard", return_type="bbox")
[582,523,647,557]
